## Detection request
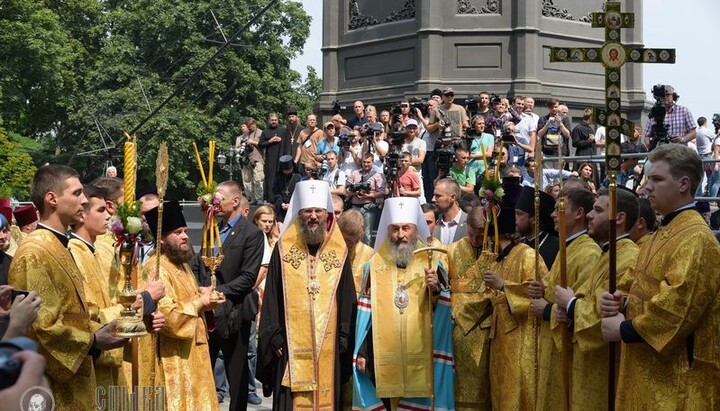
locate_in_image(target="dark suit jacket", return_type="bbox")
[432,209,468,245]
[195,215,264,338]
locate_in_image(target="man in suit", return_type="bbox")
[201,180,264,411]
[431,178,468,245]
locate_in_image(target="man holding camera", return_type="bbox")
[427,88,469,145]
[236,117,264,205]
[644,85,695,148]
[538,98,572,165]
[321,151,347,197]
[347,153,387,245]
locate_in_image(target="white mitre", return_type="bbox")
[373,197,430,253]
[280,180,335,236]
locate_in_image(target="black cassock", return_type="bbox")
[259,125,292,202]
[523,231,560,271]
[257,243,356,411]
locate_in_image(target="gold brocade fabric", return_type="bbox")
[351,242,374,295]
[69,238,125,390]
[488,243,547,411]
[95,231,123,303]
[536,234,600,411]
[6,225,24,257]
[9,229,103,411]
[447,238,493,410]
[278,220,347,410]
[617,211,720,409]
[569,238,638,411]
[150,254,219,411]
[368,240,437,400]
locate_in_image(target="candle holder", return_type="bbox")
[200,254,226,303]
[113,237,148,338]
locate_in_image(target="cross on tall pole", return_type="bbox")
[549,2,675,410]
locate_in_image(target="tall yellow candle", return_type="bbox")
[192,142,207,186]
[123,132,136,206]
[208,140,215,186]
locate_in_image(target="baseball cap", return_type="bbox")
[406,119,419,128]
[324,122,335,129]
[442,87,455,95]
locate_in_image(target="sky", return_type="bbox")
[291,0,720,122]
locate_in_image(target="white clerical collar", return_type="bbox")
[566,229,587,244]
[69,232,96,254]
[38,223,69,239]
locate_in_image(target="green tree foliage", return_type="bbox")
[0,0,320,198]
[0,128,37,199]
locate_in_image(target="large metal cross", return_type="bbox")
[549,2,675,410]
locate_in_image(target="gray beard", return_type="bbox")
[299,219,327,246]
[162,243,194,265]
[389,235,418,268]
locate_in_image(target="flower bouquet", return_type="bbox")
[110,200,151,338]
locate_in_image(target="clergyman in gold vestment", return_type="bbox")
[9,165,127,410]
[144,200,220,411]
[554,188,639,411]
[601,145,720,409]
[257,181,356,410]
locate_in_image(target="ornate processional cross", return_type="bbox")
[550,1,675,174]
[549,3,675,410]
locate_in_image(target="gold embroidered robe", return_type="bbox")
[569,238,638,411]
[616,210,720,409]
[536,233,600,411]
[350,241,374,295]
[488,242,547,411]
[366,240,445,401]
[9,229,103,410]
[69,237,125,390]
[148,253,219,411]
[447,238,493,411]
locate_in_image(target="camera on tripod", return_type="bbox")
[648,84,672,149]
[408,98,430,117]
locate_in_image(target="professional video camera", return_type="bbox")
[648,84,670,149]
[712,113,720,134]
[337,133,354,149]
[408,97,430,117]
[332,100,347,115]
[490,93,502,105]
[346,181,371,193]
[435,147,455,178]
[236,135,251,166]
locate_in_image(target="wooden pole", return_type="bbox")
[557,137,570,411]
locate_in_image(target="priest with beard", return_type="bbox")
[354,197,453,411]
[144,200,221,411]
[257,180,356,410]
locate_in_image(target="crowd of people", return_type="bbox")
[0,84,720,411]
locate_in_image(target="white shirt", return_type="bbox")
[696,126,715,155]
[595,126,606,155]
[322,166,346,190]
[402,137,427,176]
[340,145,361,175]
[439,210,462,245]
[516,112,539,144]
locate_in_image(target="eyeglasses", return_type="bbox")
[400,104,409,108]
[444,93,454,97]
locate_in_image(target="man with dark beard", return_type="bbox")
[257,180,356,410]
[260,112,293,203]
[354,197,453,410]
[145,200,221,411]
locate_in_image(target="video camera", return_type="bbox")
[346,181,371,193]
[337,133,354,149]
[712,113,720,133]
[490,93,502,105]
[648,84,670,149]
[408,97,430,117]
[332,100,347,115]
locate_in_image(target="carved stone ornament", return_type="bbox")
[457,0,501,15]
[348,0,416,30]
[542,0,605,23]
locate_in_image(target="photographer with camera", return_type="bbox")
[236,117,265,205]
[427,88,470,146]
[347,153,387,245]
[295,114,324,176]
[485,96,523,141]
[339,128,363,176]
[644,85,695,149]
[361,122,389,173]
[538,98,572,167]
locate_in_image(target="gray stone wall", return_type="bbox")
[320,0,648,126]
